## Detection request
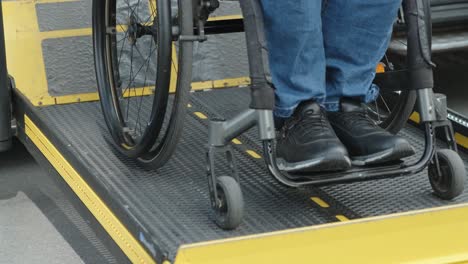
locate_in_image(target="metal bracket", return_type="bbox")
[433,93,448,121]
[180,20,207,42]
[431,119,458,152]
[206,145,239,209]
[208,109,275,147]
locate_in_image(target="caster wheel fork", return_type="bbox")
[207,146,244,230]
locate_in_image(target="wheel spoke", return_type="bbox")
[380,94,391,113]
[135,40,155,136]
[117,30,129,68]
[125,44,135,120]
[120,46,157,98]
[148,0,158,21]
[375,100,381,123]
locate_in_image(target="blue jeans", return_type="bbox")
[261,0,402,117]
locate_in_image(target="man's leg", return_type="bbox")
[322,0,401,109]
[261,1,325,119]
[261,1,351,173]
[322,0,415,165]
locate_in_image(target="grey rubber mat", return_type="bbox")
[34,87,468,260]
[36,0,242,32]
[37,1,91,32]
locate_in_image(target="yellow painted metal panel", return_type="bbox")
[25,115,156,264]
[175,204,468,264]
[191,80,214,90]
[3,1,250,107]
[40,28,92,39]
[3,1,50,106]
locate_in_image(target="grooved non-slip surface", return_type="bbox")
[35,87,468,260]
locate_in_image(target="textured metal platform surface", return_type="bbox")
[33,87,468,260]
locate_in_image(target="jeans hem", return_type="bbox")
[274,104,298,118]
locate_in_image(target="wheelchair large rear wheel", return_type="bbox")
[93,0,193,168]
[366,62,417,134]
[367,88,416,134]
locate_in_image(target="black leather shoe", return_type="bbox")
[328,98,415,166]
[276,100,351,172]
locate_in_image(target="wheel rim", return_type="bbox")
[429,157,451,193]
[215,185,229,220]
[101,0,172,156]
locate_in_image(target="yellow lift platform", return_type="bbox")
[3,1,468,263]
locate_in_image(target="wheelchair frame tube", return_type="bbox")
[0,2,12,151]
[262,0,441,187]
[404,0,437,122]
[208,109,275,147]
[404,0,434,90]
[238,0,275,110]
[264,122,436,187]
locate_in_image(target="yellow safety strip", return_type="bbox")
[245,150,261,159]
[194,112,208,120]
[175,204,468,264]
[231,138,242,145]
[335,214,349,222]
[310,197,330,208]
[208,14,243,22]
[24,115,156,264]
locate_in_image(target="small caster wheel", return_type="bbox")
[428,149,465,200]
[213,176,244,230]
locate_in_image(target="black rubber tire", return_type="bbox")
[93,0,172,157]
[371,56,417,134]
[93,0,193,169]
[213,176,244,230]
[137,0,194,169]
[428,149,465,200]
[379,90,417,134]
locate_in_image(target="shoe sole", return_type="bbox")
[277,152,352,173]
[351,143,416,166]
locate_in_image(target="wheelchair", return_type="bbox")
[92,0,466,230]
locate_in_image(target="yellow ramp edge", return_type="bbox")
[175,204,468,264]
[25,115,156,264]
